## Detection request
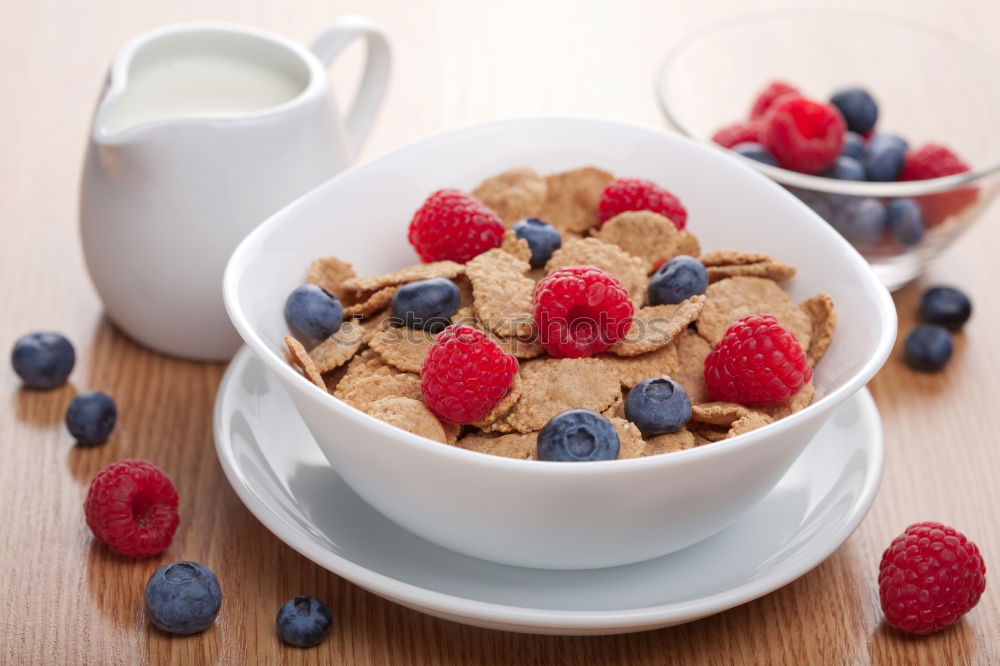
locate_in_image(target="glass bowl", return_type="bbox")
[656,9,1000,290]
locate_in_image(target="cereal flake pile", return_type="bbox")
[283,166,835,461]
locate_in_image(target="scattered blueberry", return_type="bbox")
[841,132,865,160]
[830,87,879,134]
[732,142,778,167]
[886,198,926,246]
[624,377,691,437]
[284,285,343,340]
[824,156,866,181]
[145,562,222,635]
[904,325,953,372]
[536,409,620,462]
[66,391,117,445]
[863,140,905,182]
[512,218,562,268]
[833,197,886,246]
[647,256,708,305]
[276,596,333,647]
[11,332,75,390]
[391,277,460,332]
[919,286,972,331]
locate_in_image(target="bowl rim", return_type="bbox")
[655,8,1000,196]
[223,114,898,475]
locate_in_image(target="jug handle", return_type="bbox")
[311,16,392,156]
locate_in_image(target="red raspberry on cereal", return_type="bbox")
[420,324,518,424]
[762,97,845,174]
[879,522,986,635]
[899,144,979,226]
[711,120,763,149]
[84,459,180,558]
[407,189,505,264]
[704,314,812,406]
[750,81,800,120]
[597,178,687,229]
[534,265,635,358]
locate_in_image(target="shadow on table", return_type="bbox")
[868,615,976,664]
[12,381,77,428]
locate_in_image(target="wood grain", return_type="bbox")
[2,0,999,663]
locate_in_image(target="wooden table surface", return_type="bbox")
[3,0,999,663]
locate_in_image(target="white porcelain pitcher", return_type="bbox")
[80,18,390,361]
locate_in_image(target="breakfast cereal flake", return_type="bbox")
[700,249,797,283]
[642,429,698,456]
[368,326,438,374]
[609,296,706,356]
[308,257,357,305]
[466,248,536,338]
[343,286,398,318]
[342,261,465,292]
[285,336,326,389]
[472,167,548,225]
[366,396,450,444]
[800,293,837,365]
[501,357,622,433]
[673,330,713,404]
[592,211,679,271]
[539,166,614,234]
[601,340,681,389]
[309,320,368,373]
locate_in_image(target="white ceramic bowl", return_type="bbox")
[223,116,896,570]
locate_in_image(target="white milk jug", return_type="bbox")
[80,18,390,360]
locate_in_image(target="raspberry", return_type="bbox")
[84,459,179,557]
[750,81,800,120]
[534,265,634,358]
[711,121,762,149]
[899,144,979,226]
[420,324,518,424]
[597,178,687,229]
[762,97,845,174]
[704,314,812,406]
[879,522,986,634]
[407,189,505,263]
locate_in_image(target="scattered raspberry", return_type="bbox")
[407,189,505,263]
[420,324,518,423]
[534,265,635,358]
[879,522,986,635]
[597,178,687,229]
[704,314,812,406]
[899,144,979,226]
[711,120,763,149]
[84,459,179,558]
[762,97,845,174]
[750,81,800,120]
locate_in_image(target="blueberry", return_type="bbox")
[512,218,562,268]
[863,142,905,182]
[886,198,926,246]
[841,132,865,160]
[145,562,221,635]
[830,87,879,134]
[732,142,778,167]
[391,277,460,332]
[284,285,343,340]
[11,332,75,390]
[868,134,908,153]
[536,409,620,462]
[648,256,708,305]
[276,595,333,647]
[824,156,866,181]
[624,377,691,437]
[919,286,972,331]
[65,391,117,445]
[904,325,953,371]
[833,197,886,246]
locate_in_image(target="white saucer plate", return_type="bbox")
[214,347,884,635]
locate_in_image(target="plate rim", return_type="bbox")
[214,346,884,632]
